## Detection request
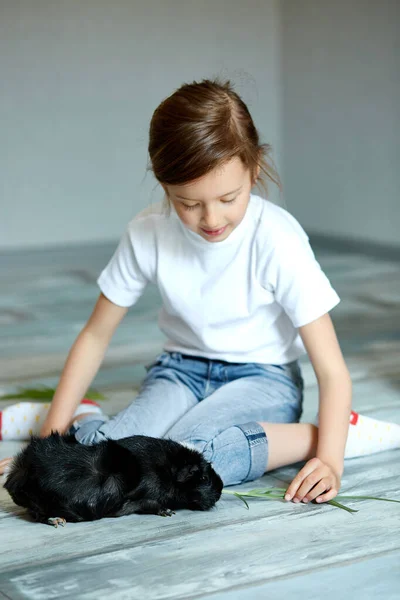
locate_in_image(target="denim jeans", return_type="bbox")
[68,352,304,486]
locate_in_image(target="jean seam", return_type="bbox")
[235,422,268,482]
[203,361,212,398]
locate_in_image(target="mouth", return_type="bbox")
[200,226,227,237]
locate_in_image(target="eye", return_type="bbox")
[221,197,236,205]
[181,203,200,211]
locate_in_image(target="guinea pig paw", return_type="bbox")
[47,517,67,528]
[158,508,175,517]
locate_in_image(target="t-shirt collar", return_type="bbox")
[170,194,253,250]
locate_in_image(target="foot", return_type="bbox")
[314,410,400,458]
[0,399,103,441]
[158,508,175,517]
[345,410,400,458]
[47,517,67,528]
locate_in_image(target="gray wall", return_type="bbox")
[2,0,398,251]
[282,0,400,247]
[0,0,282,250]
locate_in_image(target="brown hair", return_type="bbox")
[147,77,281,199]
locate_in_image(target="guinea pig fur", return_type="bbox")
[3,432,223,526]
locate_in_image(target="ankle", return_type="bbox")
[67,412,98,429]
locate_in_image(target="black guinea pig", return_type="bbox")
[3,432,223,526]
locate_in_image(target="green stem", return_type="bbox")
[221,486,400,513]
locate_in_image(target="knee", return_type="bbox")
[177,422,212,446]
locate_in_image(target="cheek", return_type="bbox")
[174,205,198,228]
[231,203,247,223]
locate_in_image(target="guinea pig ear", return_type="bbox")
[175,463,200,483]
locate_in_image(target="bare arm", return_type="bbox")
[40,293,128,436]
[283,312,352,505]
[299,312,352,476]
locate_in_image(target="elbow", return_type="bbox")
[317,363,352,393]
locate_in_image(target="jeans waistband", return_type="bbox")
[171,352,296,369]
[178,353,241,366]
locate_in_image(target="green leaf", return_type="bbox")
[234,493,249,510]
[221,488,286,501]
[336,494,400,504]
[0,386,107,402]
[221,486,400,514]
[327,499,358,513]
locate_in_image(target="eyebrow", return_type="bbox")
[175,186,243,202]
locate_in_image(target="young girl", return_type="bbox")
[2,79,400,504]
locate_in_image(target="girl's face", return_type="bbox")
[162,157,258,243]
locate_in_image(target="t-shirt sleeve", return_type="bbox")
[97,226,149,308]
[263,230,340,328]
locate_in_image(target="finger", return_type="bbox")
[315,487,338,503]
[295,472,326,502]
[0,458,12,476]
[304,479,332,503]
[284,458,321,501]
[285,471,310,501]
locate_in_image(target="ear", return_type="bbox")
[252,164,261,186]
[176,463,200,483]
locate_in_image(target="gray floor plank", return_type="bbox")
[1,451,399,571]
[1,244,399,599]
[199,550,400,600]
[0,494,399,599]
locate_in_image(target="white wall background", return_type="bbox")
[0,0,282,249]
[1,0,399,250]
[282,0,400,246]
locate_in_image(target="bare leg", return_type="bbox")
[258,422,318,471]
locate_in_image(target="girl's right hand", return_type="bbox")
[0,457,12,476]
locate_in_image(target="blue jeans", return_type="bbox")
[68,352,304,486]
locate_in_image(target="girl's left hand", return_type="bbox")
[0,457,12,476]
[284,457,341,504]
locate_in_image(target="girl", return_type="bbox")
[2,79,399,504]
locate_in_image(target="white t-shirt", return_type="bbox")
[97,194,340,364]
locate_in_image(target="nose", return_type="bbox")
[202,206,220,230]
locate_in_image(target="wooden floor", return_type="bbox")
[0,240,399,599]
